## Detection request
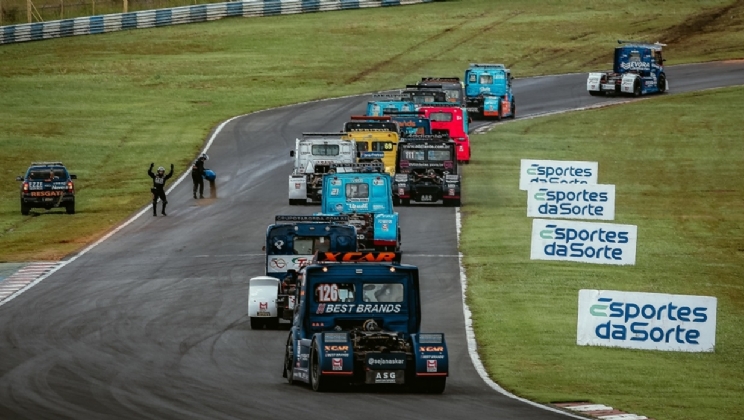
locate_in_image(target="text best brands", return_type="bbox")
[519,159,598,191]
[527,184,616,220]
[577,290,717,352]
[530,219,637,265]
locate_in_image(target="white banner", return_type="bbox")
[527,184,616,220]
[577,290,717,352]
[519,159,598,191]
[530,219,637,265]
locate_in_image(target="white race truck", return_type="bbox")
[288,133,357,205]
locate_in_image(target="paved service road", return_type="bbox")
[0,61,742,420]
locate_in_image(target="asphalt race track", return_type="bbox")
[0,61,742,420]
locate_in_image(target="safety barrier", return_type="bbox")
[0,0,431,45]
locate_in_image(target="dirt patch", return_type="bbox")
[661,0,744,44]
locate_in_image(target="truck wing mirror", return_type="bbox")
[262,245,266,251]
[290,150,295,157]
[16,176,23,181]
[70,174,77,179]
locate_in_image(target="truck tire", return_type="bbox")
[418,377,446,394]
[289,199,304,206]
[401,198,410,206]
[496,102,502,121]
[509,100,516,119]
[444,198,461,207]
[310,342,331,392]
[589,89,603,97]
[250,317,263,330]
[633,80,641,97]
[65,202,75,215]
[21,203,30,216]
[658,74,667,93]
[283,335,295,384]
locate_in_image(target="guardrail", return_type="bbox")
[0,0,432,45]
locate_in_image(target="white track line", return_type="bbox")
[456,208,585,419]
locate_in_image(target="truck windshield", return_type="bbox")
[428,150,451,161]
[312,145,340,156]
[362,283,404,302]
[28,169,65,179]
[315,283,356,303]
[345,183,369,199]
[293,236,331,255]
[429,112,453,122]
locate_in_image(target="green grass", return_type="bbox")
[0,0,743,418]
[462,87,744,420]
[2,0,743,261]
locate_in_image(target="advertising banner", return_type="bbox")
[519,159,598,191]
[577,289,717,352]
[530,219,637,265]
[267,255,311,273]
[527,184,616,220]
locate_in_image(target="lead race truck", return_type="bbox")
[249,215,358,329]
[394,135,461,206]
[282,251,449,393]
[464,63,515,120]
[289,133,357,205]
[317,163,400,252]
[587,40,668,96]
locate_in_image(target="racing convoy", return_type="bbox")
[289,133,357,205]
[249,215,358,329]
[587,40,668,96]
[16,162,77,215]
[394,135,461,206]
[317,163,400,252]
[464,63,516,120]
[282,251,449,393]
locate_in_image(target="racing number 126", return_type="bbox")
[317,284,339,302]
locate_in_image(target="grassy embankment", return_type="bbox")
[0,1,743,417]
[463,87,744,420]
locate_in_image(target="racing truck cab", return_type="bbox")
[464,63,515,120]
[317,163,400,252]
[282,251,449,393]
[366,94,417,117]
[342,117,400,176]
[418,105,471,164]
[417,77,464,106]
[587,40,668,96]
[289,133,356,205]
[394,135,461,206]
[249,215,358,329]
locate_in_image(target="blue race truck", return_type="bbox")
[282,251,449,393]
[587,40,668,96]
[249,215,358,329]
[366,94,417,117]
[317,163,400,252]
[464,63,516,120]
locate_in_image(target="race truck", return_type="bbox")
[289,133,357,205]
[587,40,668,96]
[401,84,450,107]
[419,105,471,164]
[366,94,417,117]
[317,163,400,252]
[393,135,461,206]
[282,251,449,393]
[464,63,516,120]
[342,117,400,176]
[417,77,465,106]
[249,215,358,329]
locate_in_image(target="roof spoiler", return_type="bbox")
[617,39,667,47]
[469,63,505,68]
[383,110,426,115]
[314,251,402,264]
[421,77,460,82]
[301,132,345,137]
[31,161,64,166]
[349,115,392,121]
[275,215,350,223]
[406,84,443,89]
